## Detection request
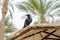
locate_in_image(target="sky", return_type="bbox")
[0,0,60,30]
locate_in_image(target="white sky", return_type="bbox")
[0,0,60,30]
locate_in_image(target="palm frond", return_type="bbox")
[16,0,60,23]
[45,0,52,11]
[21,2,36,14]
[16,3,28,12]
[46,1,60,15]
[51,10,60,17]
[5,16,17,33]
[29,0,39,11]
[9,3,14,12]
[47,14,54,20]
[50,1,60,10]
[9,0,14,3]
[22,2,34,10]
[39,0,46,15]
[8,9,13,19]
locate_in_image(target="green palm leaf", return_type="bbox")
[17,3,28,12]
[16,0,60,23]
[9,3,14,12]
[8,9,13,19]
[5,16,17,33]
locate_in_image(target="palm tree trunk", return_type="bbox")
[0,14,6,40]
[0,0,8,40]
[40,16,46,23]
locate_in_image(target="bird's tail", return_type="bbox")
[23,24,27,28]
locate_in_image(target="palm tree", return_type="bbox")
[5,18,16,34]
[4,16,17,39]
[0,15,17,34]
[0,0,14,40]
[0,0,9,40]
[16,0,60,23]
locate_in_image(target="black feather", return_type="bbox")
[23,14,32,28]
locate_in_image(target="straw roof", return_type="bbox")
[7,23,60,40]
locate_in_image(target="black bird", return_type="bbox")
[23,14,32,28]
